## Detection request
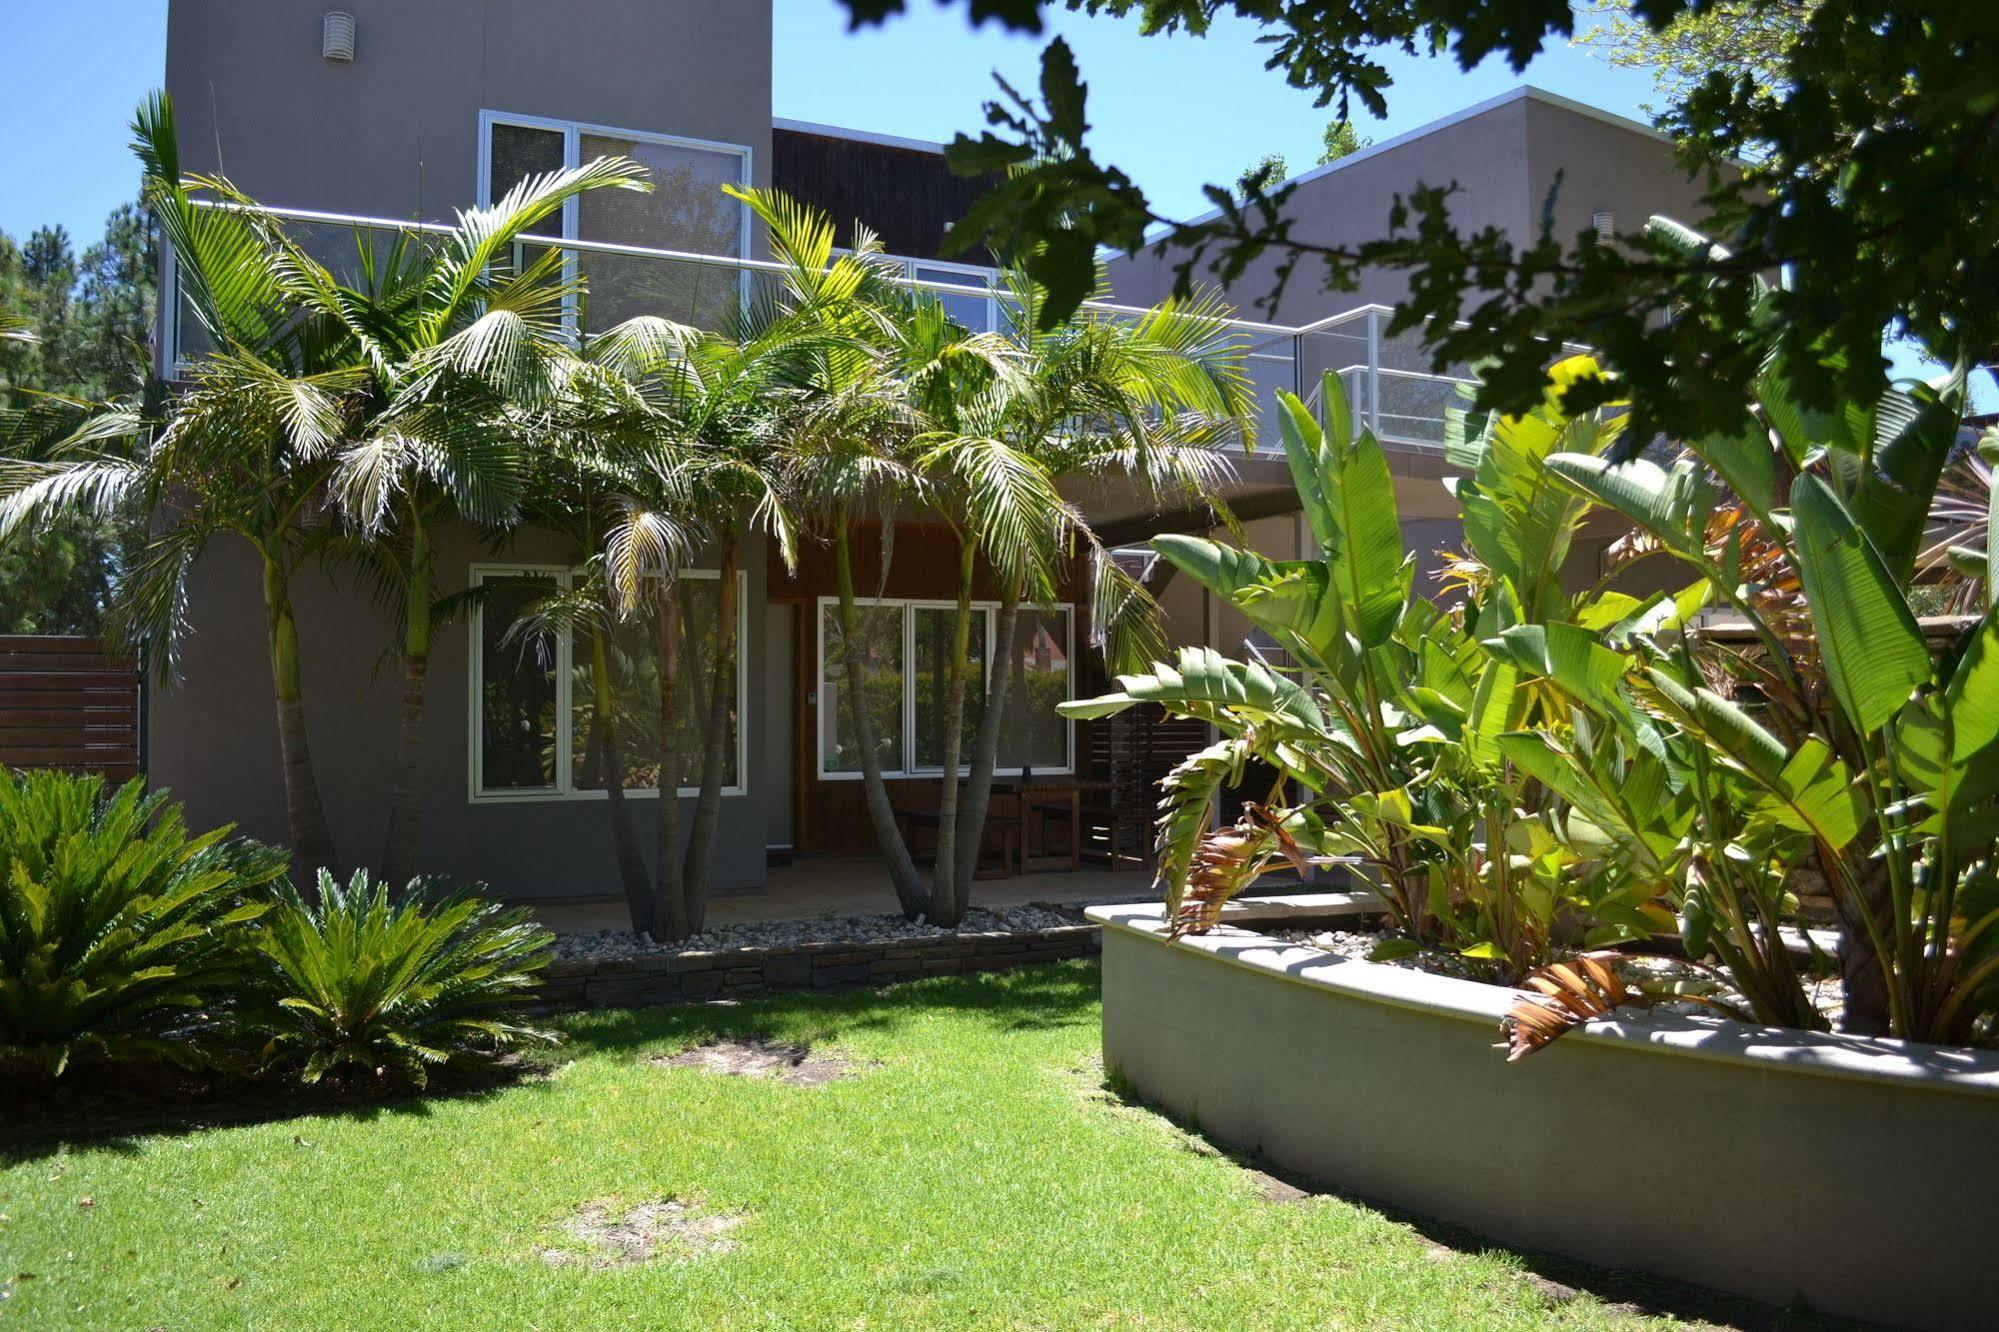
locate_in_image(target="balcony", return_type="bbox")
[162,203,1478,453]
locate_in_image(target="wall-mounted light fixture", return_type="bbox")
[322,11,356,62]
[1591,209,1615,241]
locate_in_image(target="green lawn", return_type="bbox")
[4,962,1824,1330]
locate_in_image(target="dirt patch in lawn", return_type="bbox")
[652,1036,859,1086]
[540,1197,747,1269]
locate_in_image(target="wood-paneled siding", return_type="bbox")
[771,524,1095,856]
[771,127,998,262]
[0,637,142,781]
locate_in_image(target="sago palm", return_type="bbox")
[0,770,289,1076]
[245,867,556,1088]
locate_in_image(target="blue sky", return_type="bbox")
[2,0,1655,245]
[0,1,1958,390]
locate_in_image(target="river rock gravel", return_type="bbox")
[552,904,1083,962]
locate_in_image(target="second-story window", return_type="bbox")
[480,112,751,333]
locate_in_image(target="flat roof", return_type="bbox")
[772,117,947,156]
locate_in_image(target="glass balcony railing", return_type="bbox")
[164,202,1478,453]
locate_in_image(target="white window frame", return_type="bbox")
[814,596,1074,782]
[468,564,748,803]
[476,109,754,329]
[905,255,1001,333]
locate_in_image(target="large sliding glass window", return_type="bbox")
[911,605,985,769]
[820,601,904,775]
[818,599,1072,779]
[470,567,745,801]
[997,607,1072,772]
[478,112,750,333]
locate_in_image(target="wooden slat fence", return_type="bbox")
[0,636,143,780]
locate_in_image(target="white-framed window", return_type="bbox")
[815,597,1073,780]
[905,256,999,333]
[477,110,752,333]
[469,565,748,802]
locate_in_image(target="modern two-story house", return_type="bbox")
[150,1,1716,906]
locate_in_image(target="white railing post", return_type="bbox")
[1365,308,1382,438]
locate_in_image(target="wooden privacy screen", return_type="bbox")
[0,636,142,781]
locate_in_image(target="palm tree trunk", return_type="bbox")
[591,624,654,937]
[834,517,928,916]
[681,532,740,934]
[952,583,1021,898]
[262,553,337,878]
[380,519,430,887]
[926,536,978,927]
[653,579,688,942]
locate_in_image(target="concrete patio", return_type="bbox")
[532,857,1158,935]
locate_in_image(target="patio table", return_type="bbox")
[992,777,1114,872]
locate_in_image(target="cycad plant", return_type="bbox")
[245,868,556,1088]
[0,770,288,1077]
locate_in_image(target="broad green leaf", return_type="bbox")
[1059,646,1325,734]
[1692,418,1779,530]
[1544,453,1714,564]
[1848,372,1967,580]
[1790,474,1929,735]
[1324,428,1408,647]
[1488,622,1630,713]
[1464,655,1520,769]
[1150,535,1342,652]
[1944,610,1999,764]
[1276,390,1336,553]
[1751,738,1864,849]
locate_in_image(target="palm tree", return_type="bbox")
[738,186,1254,924]
[565,307,814,940]
[499,393,661,934]
[273,155,648,885]
[0,94,363,871]
[912,262,1255,922]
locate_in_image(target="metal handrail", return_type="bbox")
[169,197,1506,447]
[181,197,1309,335]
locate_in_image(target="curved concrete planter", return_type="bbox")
[1089,902,1999,1331]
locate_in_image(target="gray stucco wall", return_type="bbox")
[1105,93,1536,323]
[150,1,779,899]
[1105,88,1715,327]
[148,525,771,901]
[164,0,774,221]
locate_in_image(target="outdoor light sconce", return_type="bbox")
[322,11,356,62]
[1592,209,1615,241]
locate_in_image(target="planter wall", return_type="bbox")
[1090,903,1999,1332]
[535,923,1099,1010]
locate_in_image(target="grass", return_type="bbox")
[2,962,1843,1330]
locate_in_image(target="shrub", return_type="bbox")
[0,770,288,1076]
[245,869,557,1088]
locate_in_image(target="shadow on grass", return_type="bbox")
[0,1054,555,1165]
[1091,1069,1887,1332]
[558,957,1103,1059]
[2,960,1103,1164]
